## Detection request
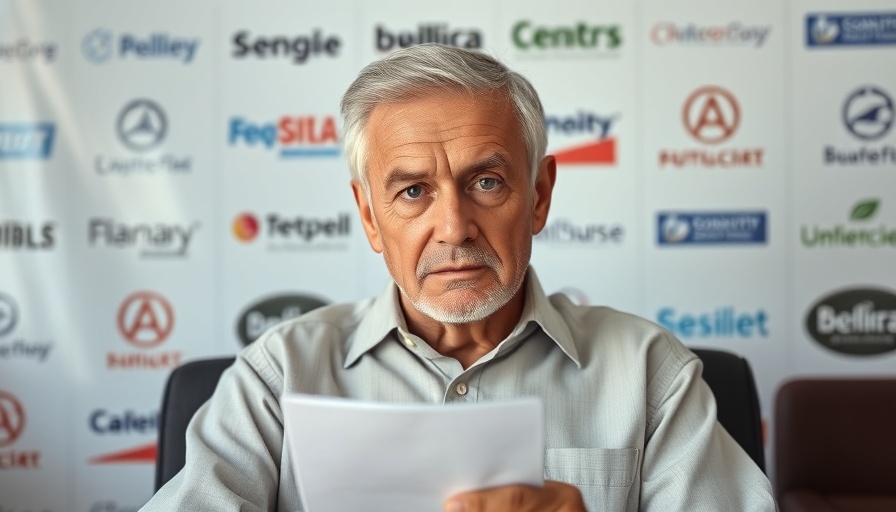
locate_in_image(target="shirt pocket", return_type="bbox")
[545,448,640,512]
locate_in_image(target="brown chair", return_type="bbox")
[774,379,896,512]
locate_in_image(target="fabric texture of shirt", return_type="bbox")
[141,268,776,511]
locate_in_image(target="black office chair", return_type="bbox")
[155,356,236,491]
[690,348,766,473]
[154,348,765,491]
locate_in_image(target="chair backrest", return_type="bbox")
[154,348,766,491]
[775,379,896,501]
[691,348,766,473]
[155,356,236,491]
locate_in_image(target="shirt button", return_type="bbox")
[455,382,468,396]
[403,336,416,348]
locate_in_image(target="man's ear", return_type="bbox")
[351,180,383,253]
[531,155,557,235]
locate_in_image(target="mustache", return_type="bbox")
[416,245,500,280]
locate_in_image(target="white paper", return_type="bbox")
[281,394,544,512]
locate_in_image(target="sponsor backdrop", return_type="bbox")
[2,0,895,508]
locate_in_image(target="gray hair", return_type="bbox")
[340,43,547,191]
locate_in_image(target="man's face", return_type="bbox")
[352,89,553,324]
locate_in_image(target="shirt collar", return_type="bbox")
[344,267,580,368]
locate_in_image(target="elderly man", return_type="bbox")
[142,44,775,511]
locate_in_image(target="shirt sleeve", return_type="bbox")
[639,339,778,512]
[139,346,288,512]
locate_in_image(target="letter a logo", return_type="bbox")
[117,291,174,348]
[683,86,740,144]
[0,391,25,448]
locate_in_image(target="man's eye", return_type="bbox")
[404,185,424,199]
[478,178,499,191]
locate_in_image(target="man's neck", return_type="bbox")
[400,286,527,370]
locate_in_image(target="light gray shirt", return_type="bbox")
[142,268,776,511]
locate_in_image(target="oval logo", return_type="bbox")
[235,294,329,346]
[805,287,896,356]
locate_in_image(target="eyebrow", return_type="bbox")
[382,153,512,191]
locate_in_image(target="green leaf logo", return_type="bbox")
[850,199,879,221]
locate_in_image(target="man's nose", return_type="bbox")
[433,190,479,245]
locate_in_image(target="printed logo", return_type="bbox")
[0,391,40,469]
[0,293,54,363]
[376,24,482,51]
[659,86,764,168]
[824,86,896,166]
[82,28,114,63]
[117,99,167,151]
[82,28,199,64]
[657,211,767,245]
[0,294,17,337]
[232,212,352,251]
[802,199,896,248]
[236,294,329,346]
[89,408,158,435]
[228,115,340,158]
[658,307,770,338]
[95,99,191,175]
[512,21,622,56]
[650,22,771,47]
[843,86,893,141]
[0,123,55,159]
[0,391,25,447]
[535,219,624,246]
[88,218,200,258]
[806,13,896,47]
[0,221,55,250]
[232,213,259,243]
[108,291,181,370]
[117,291,173,348]
[805,287,896,355]
[231,30,341,64]
[546,111,618,165]
[0,38,57,63]
[683,86,740,144]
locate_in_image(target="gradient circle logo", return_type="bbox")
[810,16,840,44]
[0,293,18,337]
[843,86,894,141]
[0,391,26,448]
[683,86,740,144]
[661,215,690,243]
[233,213,259,243]
[117,291,174,348]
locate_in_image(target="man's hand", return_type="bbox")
[444,480,586,512]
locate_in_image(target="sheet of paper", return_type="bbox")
[282,394,544,512]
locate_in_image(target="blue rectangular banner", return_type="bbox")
[657,212,767,246]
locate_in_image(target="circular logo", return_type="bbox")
[0,391,26,448]
[842,86,894,141]
[0,293,18,337]
[117,291,174,348]
[661,215,690,243]
[116,99,168,152]
[232,213,260,242]
[235,293,329,346]
[82,28,114,63]
[811,16,840,44]
[683,86,741,144]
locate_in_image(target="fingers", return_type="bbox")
[444,480,586,512]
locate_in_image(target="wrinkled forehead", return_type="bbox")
[364,89,524,178]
